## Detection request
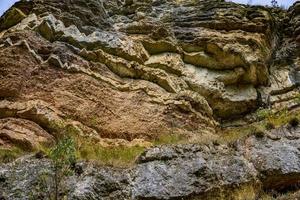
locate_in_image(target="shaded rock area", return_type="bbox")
[1,126,300,199]
[259,2,300,110]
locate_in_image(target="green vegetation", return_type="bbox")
[154,133,187,145]
[256,108,273,120]
[0,147,24,163]
[77,142,145,167]
[1,105,300,168]
[49,106,300,167]
[32,137,76,200]
[218,107,300,144]
[49,137,76,200]
[257,108,300,128]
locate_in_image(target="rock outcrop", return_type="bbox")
[0,0,299,145]
[259,2,300,110]
[1,125,300,199]
[0,0,300,199]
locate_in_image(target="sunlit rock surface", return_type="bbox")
[0,0,300,199]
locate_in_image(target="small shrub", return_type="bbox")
[34,137,76,200]
[256,108,272,120]
[49,137,76,200]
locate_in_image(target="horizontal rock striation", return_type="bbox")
[0,0,300,199]
[0,0,298,147]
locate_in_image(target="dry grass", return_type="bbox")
[77,141,145,167]
[153,133,188,145]
[2,106,300,167]
[259,189,300,200]
[0,147,24,163]
[218,108,300,144]
[53,107,300,167]
[74,133,189,167]
[216,123,264,144]
[257,108,300,128]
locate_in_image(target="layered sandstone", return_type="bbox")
[0,0,300,199]
[0,0,298,148]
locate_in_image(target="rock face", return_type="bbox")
[259,2,300,110]
[0,0,297,147]
[0,118,54,150]
[0,0,299,146]
[1,126,300,199]
[0,0,300,199]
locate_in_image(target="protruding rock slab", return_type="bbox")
[0,118,54,150]
[0,8,26,31]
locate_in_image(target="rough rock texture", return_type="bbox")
[1,125,300,199]
[0,0,293,146]
[259,2,300,110]
[0,0,300,199]
[0,118,54,150]
[0,0,299,147]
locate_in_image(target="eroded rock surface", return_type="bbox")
[0,0,299,145]
[0,0,300,199]
[1,126,300,199]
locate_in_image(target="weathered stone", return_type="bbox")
[1,126,300,199]
[0,8,26,31]
[0,0,294,122]
[0,118,54,150]
[145,53,186,76]
[244,126,300,190]
[0,1,299,199]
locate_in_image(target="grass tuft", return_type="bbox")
[0,147,24,163]
[154,133,187,145]
[77,141,145,167]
